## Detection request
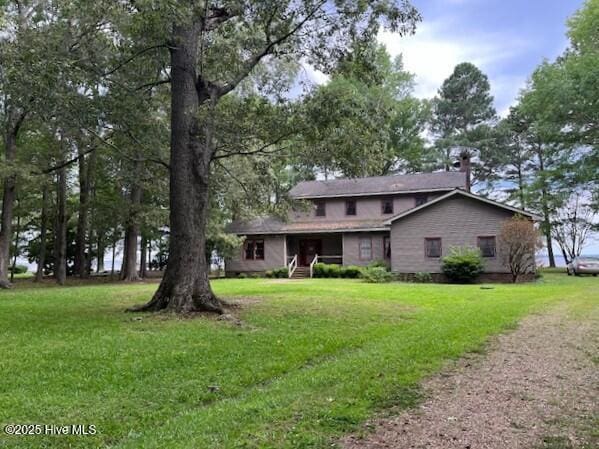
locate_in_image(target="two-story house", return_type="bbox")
[226,170,539,280]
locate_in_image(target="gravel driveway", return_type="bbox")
[342,304,598,449]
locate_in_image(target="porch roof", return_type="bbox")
[226,217,389,235]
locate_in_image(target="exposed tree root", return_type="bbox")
[0,279,12,289]
[127,291,224,315]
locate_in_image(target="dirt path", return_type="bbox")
[342,304,599,449]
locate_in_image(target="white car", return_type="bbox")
[567,257,599,276]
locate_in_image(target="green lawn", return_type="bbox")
[0,273,597,448]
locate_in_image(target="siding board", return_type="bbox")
[226,235,286,273]
[390,196,515,273]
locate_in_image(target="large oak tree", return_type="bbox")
[116,1,421,313]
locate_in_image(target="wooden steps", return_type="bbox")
[290,267,310,279]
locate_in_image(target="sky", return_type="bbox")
[306,0,598,257]
[378,0,583,116]
[381,0,596,256]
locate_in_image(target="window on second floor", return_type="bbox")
[314,200,326,217]
[345,199,357,216]
[425,238,442,258]
[477,236,496,257]
[381,198,394,215]
[415,194,428,207]
[244,239,265,260]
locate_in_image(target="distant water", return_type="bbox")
[537,254,599,267]
[16,254,599,272]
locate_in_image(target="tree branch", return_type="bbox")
[35,146,97,175]
[212,131,295,160]
[100,44,168,77]
[213,159,251,198]
[134,77,171,92]
[215,1,326,98]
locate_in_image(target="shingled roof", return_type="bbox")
[226,217,388,235]
[288,171,467,199]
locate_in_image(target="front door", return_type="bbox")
[299,239,322,266]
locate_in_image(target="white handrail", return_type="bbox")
[288,254,298,278]
[309,254,318,278]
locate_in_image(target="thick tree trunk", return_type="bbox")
[130,23,222,314]
[139,235,147,278]
[54,167,67,285]
[0,120,20,289]
[35,184,50,282]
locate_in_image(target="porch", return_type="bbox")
[285,234,343,268]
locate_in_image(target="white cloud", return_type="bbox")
[378,19,533,115]
[301,63,329,85]
[492,74,528,117]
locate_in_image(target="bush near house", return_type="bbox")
[367,260,388,269]
[441,246,484,283]
[360,266,394,283]
[312,263,361,278]
[265,267,289,278]
[413,272,433,283]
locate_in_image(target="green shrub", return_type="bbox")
[441,247,484,283]
[312,263,361,278]
[312,263,327,278]
[368,260,388,269]
[272,267,289,278]
[329,264,342,278]
[361,266,394,283]
[8,265,28,274]
[342,265,362,278]
[413,272,432,283]
[237,273,248,279]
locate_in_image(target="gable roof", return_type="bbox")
[226,217,388,235]
[383,189,543,224]
[289,171,467,199]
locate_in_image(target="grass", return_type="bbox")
[0,273,597,448]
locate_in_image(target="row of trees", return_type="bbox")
[0,0,596,312]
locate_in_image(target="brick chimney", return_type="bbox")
[459,152,471,192]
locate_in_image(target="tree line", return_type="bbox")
[0,0,596,312]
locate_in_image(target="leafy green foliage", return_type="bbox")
[312,263,361,278]
[360,266,394,283]
[441,246,484,283]
[301,43,430,176]
[413,272,432,283]
[368,260,389,269]
[265,267,289,279]
[431,62,498,186]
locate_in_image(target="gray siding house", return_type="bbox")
[226,171,539,280]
